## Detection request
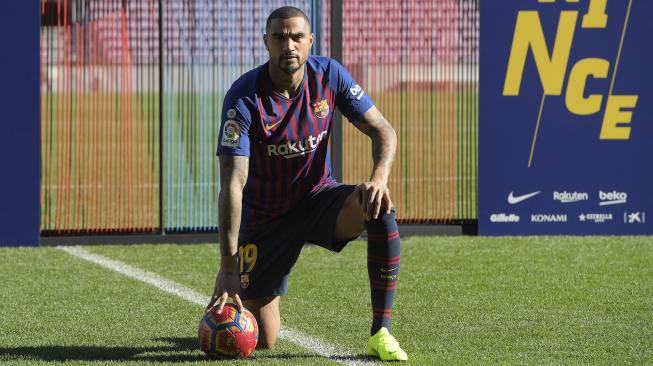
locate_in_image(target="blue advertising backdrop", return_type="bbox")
[480,0,653,235]
[0,3,40,246]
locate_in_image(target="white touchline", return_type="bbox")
[57,246,376,366]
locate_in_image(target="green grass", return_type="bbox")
[1,236,651,365]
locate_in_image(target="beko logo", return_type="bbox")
[599,191,627,206]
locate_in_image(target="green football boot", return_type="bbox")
[367,327,408,361]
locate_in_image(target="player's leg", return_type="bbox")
[335,189,401,335]
[334,190,407,361]
[332,190,366,242]
[334,191,401,335]
[243,296,280,349]
[236,218,303,351]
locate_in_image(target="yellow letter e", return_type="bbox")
[600,95,639,140]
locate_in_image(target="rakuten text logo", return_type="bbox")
[267,130,328,159]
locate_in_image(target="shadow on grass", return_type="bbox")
[0,336,338,363]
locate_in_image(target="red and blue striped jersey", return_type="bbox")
[217,55,374,231]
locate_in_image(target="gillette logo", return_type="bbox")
[490,213,520,223]
[599,190,627,206]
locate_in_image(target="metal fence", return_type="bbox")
[40,0,478,235]
[338,0,478,223]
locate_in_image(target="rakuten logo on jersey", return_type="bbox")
[267,130,328,159]
[599,190,627,206]
[553,191,589,203]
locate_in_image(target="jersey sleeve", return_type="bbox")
[216,92,252,157]
[331,59,375,122]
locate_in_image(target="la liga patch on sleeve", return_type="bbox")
[221,120,240,147]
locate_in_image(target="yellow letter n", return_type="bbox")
[503,11,578,96]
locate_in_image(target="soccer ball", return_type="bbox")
[198,303,258,359]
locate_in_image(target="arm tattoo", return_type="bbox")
[371,121,396,171]
[352,108,397,181]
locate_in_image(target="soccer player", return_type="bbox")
[206,6,407,361]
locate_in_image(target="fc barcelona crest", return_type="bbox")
[312,99,329,119]
[240,274,250,289]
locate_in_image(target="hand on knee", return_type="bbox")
[365,208,397,228]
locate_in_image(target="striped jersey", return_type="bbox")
[217,55,374,231]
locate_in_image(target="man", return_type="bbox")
[206,6,407,361]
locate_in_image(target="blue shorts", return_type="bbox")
[237,184,357,300]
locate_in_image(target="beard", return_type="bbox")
[278,56,302,74]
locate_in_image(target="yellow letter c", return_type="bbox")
[565,58,610,116]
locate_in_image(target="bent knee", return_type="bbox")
[255,319,280,350]
[256,333,278,350]
[244,296,281,350]
[334,192,366,240]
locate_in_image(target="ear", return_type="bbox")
[309,32,315,49]
[263,34,269,51]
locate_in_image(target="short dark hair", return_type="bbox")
[265,6,310,32]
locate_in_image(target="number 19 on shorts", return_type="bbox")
[239,243,257,273]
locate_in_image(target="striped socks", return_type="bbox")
[365,209,400,335]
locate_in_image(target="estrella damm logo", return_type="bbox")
[503,0,638,141]
[312,99,329,119]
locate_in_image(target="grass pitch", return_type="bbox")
[1,236,651,365]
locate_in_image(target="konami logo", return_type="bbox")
[531,214,567,223]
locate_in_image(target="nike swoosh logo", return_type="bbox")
[507,191,541,204]
[380,267,399,273]
[264,121,282,132]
